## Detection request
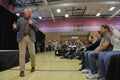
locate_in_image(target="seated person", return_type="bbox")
[79,31,102,71]
[61,43,68,50]
[82,25,113,79]
[55,42,69,56]
[62,42,77,58]
[98,24,120,80]
[83,41,90,47]
[69,39,84,59]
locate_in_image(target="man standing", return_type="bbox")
[13,7,39,77]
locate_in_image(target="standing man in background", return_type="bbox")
[13,7,39,77]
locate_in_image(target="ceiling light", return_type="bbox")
[38,16,42,19]
[16,13,20,16]
[57,9,61,13]
[65,14,69,18]
[109,7,116,11]
[96,13,101,16]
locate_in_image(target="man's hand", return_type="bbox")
[28,19,33,25]
[13,22,17,29]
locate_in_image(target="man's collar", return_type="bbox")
[24,17,31,20]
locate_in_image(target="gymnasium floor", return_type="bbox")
[0,51,95,80]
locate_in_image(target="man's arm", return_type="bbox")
[113,29,120,40]
[86,38,101,50]
[29,19,39,32]
[94,41,110,51]
[13,19,20,32]
[109,24,120,40]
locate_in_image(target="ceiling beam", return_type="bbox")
[38,1,120,10]
[14,1,120,19]
[108,9,120,20]
[14,1,120,11]
[43,0,55,22]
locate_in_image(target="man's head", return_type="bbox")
[24,7,32,18]
[96,31,102,38]
[100,25,110,35]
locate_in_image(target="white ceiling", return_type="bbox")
[14,0,120,20]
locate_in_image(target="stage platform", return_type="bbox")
[0,50,29,71]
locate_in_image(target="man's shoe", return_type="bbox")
[78,67,85,71]
[31,67,35,72]
[98,77,106,80]
[81,69,89,73]
[79,62,82,65]
[78,68,83,71]
[20,71,25,77]
[86,72,99,79]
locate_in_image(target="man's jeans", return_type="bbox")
[98,51,120,77]
[88,51,100,74]
[70,50,81,59]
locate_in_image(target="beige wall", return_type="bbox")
[44,32,61,45]
[60,35,88,41]
[44,32,90,46]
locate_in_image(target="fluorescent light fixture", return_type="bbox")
[96,13,101,16]
[65,14,69,18]
[57,9,61,13]
[16,13,20,16]
[38,16,42,19]
[109,7,115,11]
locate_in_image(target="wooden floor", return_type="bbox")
[0,51,92,80]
